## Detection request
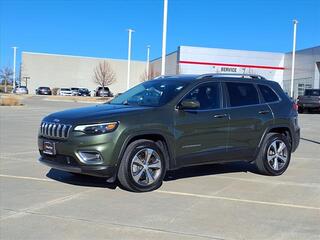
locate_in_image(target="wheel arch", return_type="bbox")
[258,125,293,149]
[116,131,174,171]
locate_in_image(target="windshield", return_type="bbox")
[110,79,188,107]
[305,89,320,96]
[61,88,71,91]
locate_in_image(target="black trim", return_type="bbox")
[117,131,174,170]
[39,156,116,178]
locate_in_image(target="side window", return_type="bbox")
[226,82,259,107]
[183,82,221,110]
[258,84,279,102]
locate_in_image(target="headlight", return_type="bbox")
[74,121,119,135]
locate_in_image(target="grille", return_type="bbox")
[40,122,72,139]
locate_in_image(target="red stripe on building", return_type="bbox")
[179,60,285,70]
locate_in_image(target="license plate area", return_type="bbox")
[43,141,56,155]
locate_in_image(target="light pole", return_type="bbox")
[12,46,18,88]
[146,45,151,80]
[126,29,134,90]
[161,0,168,75]
[290,20,298,99]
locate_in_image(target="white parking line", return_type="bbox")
[0,174,54,182]
[1,174,319,211]
[155,190,320,211]
[1,151,38,157]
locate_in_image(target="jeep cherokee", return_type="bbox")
[38,73,300,192]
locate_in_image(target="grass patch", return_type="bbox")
[0,95,23,106]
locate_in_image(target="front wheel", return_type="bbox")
[117,139,166,192]
[255,133,291,176]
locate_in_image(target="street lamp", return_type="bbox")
[126,29,134,90]
[12,46,18,88]
[146,45,151,80]
[290,20,298,99]
[161,0,168,75]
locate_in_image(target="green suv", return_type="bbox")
[38,74,300,192]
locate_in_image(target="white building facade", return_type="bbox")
[21,45,320,98]
[151,45,320,98]
[22,52,147,95]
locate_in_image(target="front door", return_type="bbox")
[174,82,229,167]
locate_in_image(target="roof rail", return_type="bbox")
[153,74,181,79]
[197,73,266,80]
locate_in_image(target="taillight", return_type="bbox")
[293,102,298,111]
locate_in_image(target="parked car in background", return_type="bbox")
[297,89,320,113]
[77,88,91,96]
[71,87,80,96]
[13,86,29,94]
[58,88,73,96]
[95,86,113,97]
[36,87,52,95]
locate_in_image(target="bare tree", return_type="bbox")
[140,66,160,82]
[93,61,116,87]
[0,67,13,93]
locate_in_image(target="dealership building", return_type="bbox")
[22,45,320,98]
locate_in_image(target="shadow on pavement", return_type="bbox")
[46,161,258,188]
[46,169,117,189]
[164,161,258,181]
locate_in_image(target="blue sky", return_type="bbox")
[0,0,319,69]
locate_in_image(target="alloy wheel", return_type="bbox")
[130,148,162,186]
[267,140,288,171]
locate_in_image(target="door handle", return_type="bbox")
[213,113,228,118]
[258,110,270,115]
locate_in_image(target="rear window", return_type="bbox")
[258,84,279,102]
[61,88,70,91]
[305,89,320,96]
[226,82,259,107]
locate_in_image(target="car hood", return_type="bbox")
[43,104,152,124]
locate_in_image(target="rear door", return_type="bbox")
[224,81,273,161]
[174,81,229,166]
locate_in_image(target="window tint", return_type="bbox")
[258,84,279,102]
[183,82,220,110]
[226,82,259,107]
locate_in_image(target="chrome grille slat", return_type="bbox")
[40,121,72,139]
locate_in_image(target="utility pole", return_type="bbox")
[12,46,18,88]
[126,29,134,90]
[161,0,168,75]
[146,45,151,80]
[290,20,298,99]
[23,76,30,88]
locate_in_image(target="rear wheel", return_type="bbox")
[117,139,166,192]
[256,133,291,176]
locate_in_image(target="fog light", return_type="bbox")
[78,151,103,164]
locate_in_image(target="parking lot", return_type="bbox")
[0,96,319,240]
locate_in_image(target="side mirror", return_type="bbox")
[179,99,200,110]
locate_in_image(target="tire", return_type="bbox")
[117,139,166,192]
[255,133,291,176]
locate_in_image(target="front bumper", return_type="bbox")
[38,132,121,178]
[39,153,116,178]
